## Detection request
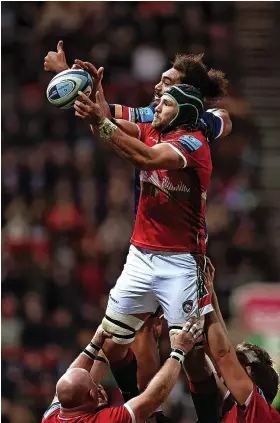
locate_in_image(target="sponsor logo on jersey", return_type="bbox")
[178,135,203,152]
[136,107,155,123]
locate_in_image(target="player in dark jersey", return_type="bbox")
[42,323,197,423]
[184,260,280,423]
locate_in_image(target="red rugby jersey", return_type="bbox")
[222,385,280,423]
[42,402,133,423]
[131,123,212,253]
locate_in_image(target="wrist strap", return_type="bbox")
[170,348,186,364]
[98,118,117,141]
[83,341,100,360]
[94,356,108,364]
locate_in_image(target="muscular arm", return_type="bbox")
[126,358,181,423]
[113,119,141,139]
[205,311,253,406]
[98,120,183,170]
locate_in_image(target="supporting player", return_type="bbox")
[184,260,280,423]
[42,323,200,423]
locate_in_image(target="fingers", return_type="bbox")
[84,61,98,77]
[57,40,64,52]
[74,59,88,70]
[75,110,86,119]
[77,91,92,104]
[72,64,83,70]
[96,91,101,104]
[96,67,104,82]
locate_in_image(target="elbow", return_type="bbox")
[223,117,232,136]
[212,343,232,366]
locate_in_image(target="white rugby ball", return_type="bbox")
[46,69,93,109]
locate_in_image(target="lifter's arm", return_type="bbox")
[49,327,111,404]
[205,311,253,406]
[126,326,196,423]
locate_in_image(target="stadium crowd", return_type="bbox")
[2,2,279,423]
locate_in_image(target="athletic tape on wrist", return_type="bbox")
[90,341,101,352]
[83,341,100,360]
[94,356,108,364]
[98,118,117,141]
[170,348,186,364]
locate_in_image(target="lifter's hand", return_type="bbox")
[92,325,112,349]
[44,40,69,74]
[170,322,198,354]
[74,91,106,126]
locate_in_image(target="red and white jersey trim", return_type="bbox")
[124,404,136,423]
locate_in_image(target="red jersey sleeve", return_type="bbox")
[136,122,149,141]
[94,406,133,423]
[166,133,209,168]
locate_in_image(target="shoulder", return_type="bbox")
[171,130,209,154]
[201,111,224,140]
[137,122,156,141]
[238,385,274,420]
[42,402,60,421]
[95,406,134,423]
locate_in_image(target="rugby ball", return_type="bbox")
[46,69,93,109]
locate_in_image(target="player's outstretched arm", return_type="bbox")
[205,310,253,406]
[126,324,197,423]
[74,92,185,170]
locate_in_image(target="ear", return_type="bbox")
[245,365,252,377]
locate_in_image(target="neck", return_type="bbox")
[60,403,96,416]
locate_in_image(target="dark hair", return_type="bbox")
[172,53,228,100]
[236,342,279,404]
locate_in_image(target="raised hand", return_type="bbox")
[92,325,112,349]
[44,40,69,74]
[170,321,198,355]
[74,91,105,126]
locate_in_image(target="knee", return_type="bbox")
[101,308,145,345]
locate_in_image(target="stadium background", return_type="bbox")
[2,2,280,422]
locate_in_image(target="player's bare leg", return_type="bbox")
[101,311,151,401]
[132,307,163,392]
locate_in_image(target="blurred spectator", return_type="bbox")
[1,2,277,422]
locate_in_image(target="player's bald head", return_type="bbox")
[56,368,98,409]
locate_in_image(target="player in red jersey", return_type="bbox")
[73,81,219,403]
[183,260,280,423]
[44,42,231,400]
[42,323,199,423]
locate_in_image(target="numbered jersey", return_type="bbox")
[131,123,212,253]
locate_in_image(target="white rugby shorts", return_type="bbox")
[107,245,213,327]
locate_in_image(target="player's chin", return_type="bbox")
[152,120,160,129]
